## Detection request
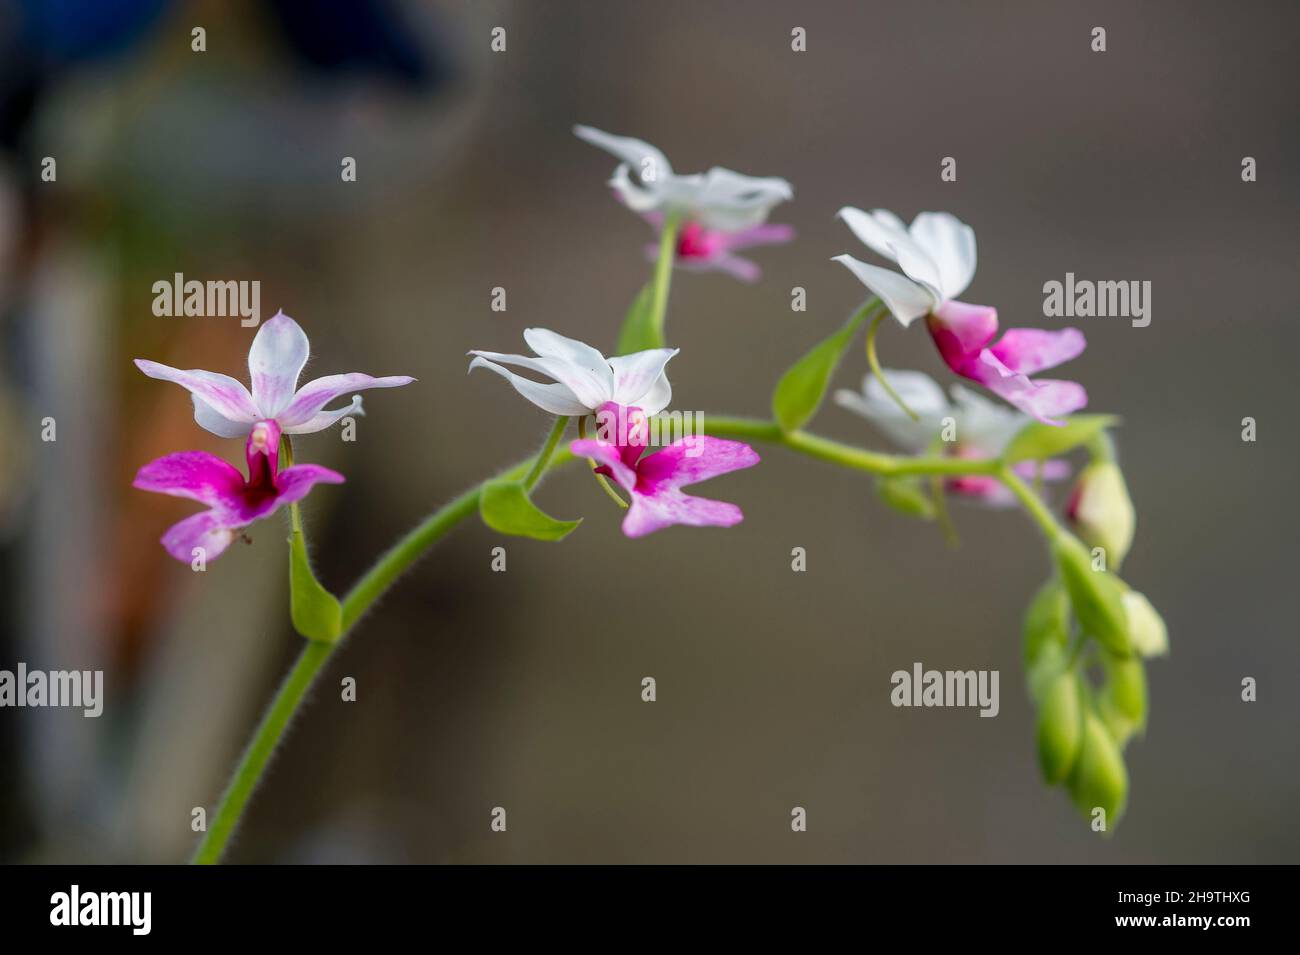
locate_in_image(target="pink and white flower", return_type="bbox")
[574,125,792,232]
[832,208,1087,424]
[641,212,794,283]
[135,310,414,439]
[469,328,676,416]
[570,402,760,537]
[835,370,1069,507]
[134,418,343,562]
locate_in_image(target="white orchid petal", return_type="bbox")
[134,360,260,433]
[192,396,258,438]
[837,207,911,263]
[468,357,591,416]
[609,348,678,408]
[910,212,977,301]
[472,346,610,409]
[835,370,949,453]
[575,125,673,210]
[248,311,310,416]
[637,370,673,416]
[688,167,793,231]
[523,329,611,377]
[948,383,1024,454]
[831,255,937,326]
[284,395,364,435]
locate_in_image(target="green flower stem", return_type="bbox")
[192,415,1011,863]
[281,436,303,534]
[523,416,570,491]
[649,213,680,342]
[191,639,332,864]
[999,464,1064,542]
[865,310,919,422]
[578,415,629,508]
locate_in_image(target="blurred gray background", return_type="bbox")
[0,0,1296,863]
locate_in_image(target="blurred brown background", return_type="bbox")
[0,0,1297,863]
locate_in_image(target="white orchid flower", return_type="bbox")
[574,125,792,232]
[835,369,1069,506]
[135,311,415,438]
[469,328,676,417]
[832,208,977,326]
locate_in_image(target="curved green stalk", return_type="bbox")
[578,415,629,508]
[865,310,919,422]
[191,415,1017,863]
[649,213,680,343]
[999,464,1064,542]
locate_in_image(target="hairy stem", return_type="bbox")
[192,414,1008,862]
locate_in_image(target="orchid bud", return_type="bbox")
[1122,590,1168,658]
[1051,534,1131,656]
[1065,461,1135,569]
[1097,651,1147,747]
[1067,709,1129,827]
[1037,669,1083,784]
[1023,577,1070,669]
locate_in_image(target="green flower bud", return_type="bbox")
[1052,534,1131,656]
[1068,708,1129,828]
[1097,651,1147,747]
[875,475,936,520]
[1065,461,1136,569]
[1023,577,1070,668]
[1122,590,1168,658]
[1037,669,1083,784]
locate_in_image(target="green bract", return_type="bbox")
[480,478,582,541]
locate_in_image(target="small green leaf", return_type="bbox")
[480,478,581,541]
[1002,415,1118,464]
[771,310,868,433]
[1067,708,1129,828]
[875,475,936,520]
[1023,577,1070,670]
[288,530,342,643]
[616,283,660,355]
[1037,669,1084,784]
[1052,534,1131,656]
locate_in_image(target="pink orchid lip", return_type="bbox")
[571,401,760,538]
[134,417,343,563]
[638,212,795,283]
[927,300,1088,425]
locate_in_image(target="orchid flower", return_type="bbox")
[835,370,1068,507]
[574,125,792,232]
[134,419,343,562]
[641,211,794,283]
[832,208,1087,424]
[135,310,415,439]
[469,328,676,416]
[570,402,759,537]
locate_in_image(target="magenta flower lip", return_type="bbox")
[133,418,344,563]
[570,402,760,538]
